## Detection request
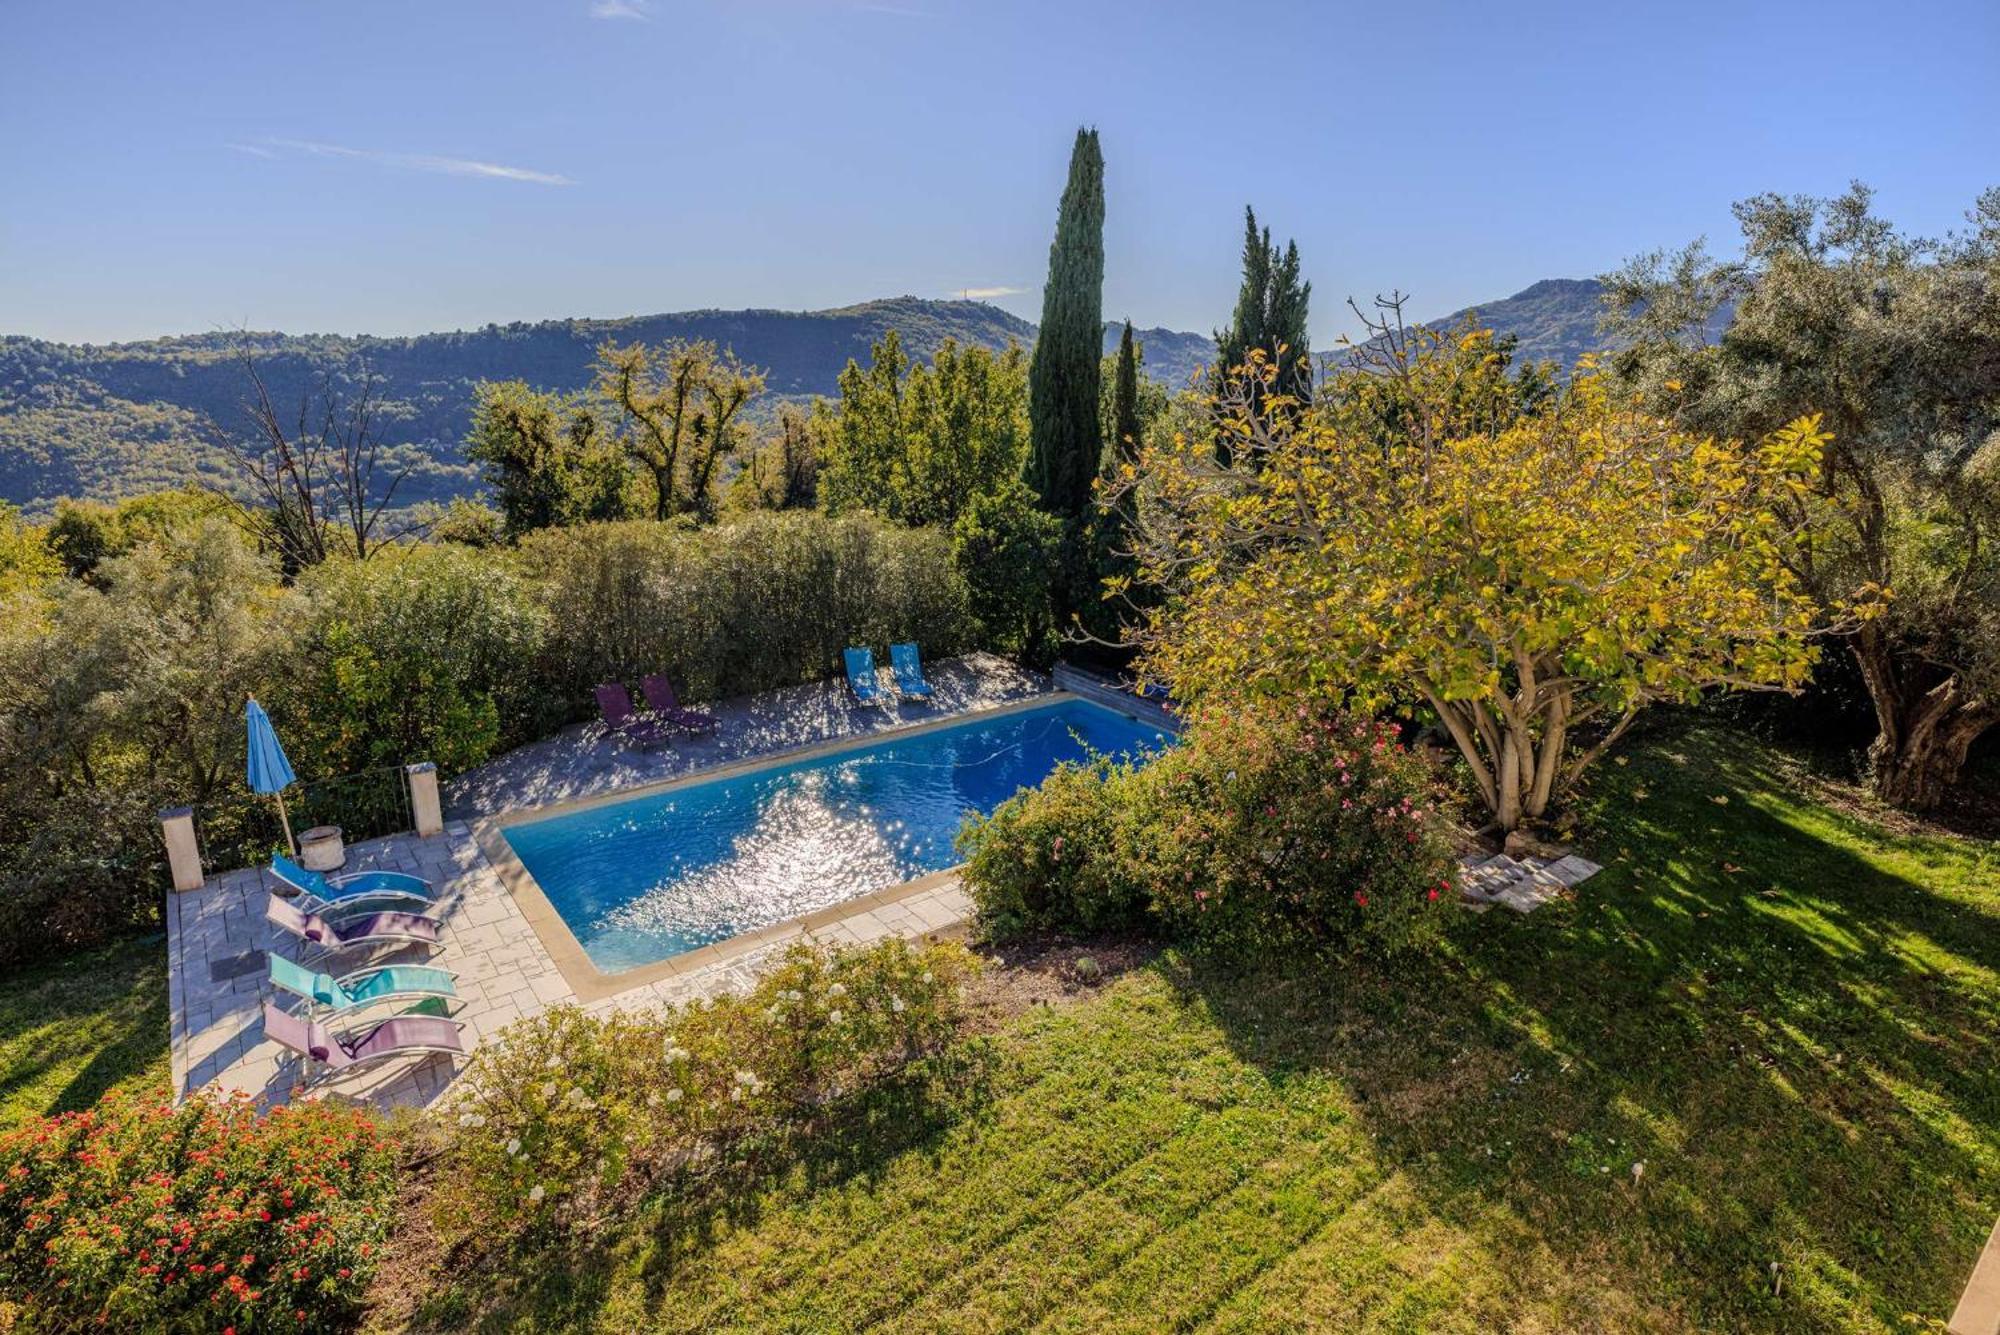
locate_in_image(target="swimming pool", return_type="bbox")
[500,698,1173,973]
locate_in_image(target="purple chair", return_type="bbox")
[640,674,718,733]
[594,683,674,747]
[266,894,440,963]
[261,1000,464,1083]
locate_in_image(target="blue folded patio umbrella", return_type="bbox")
[246,696,298,855]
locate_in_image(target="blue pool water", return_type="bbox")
[502,698,1173,973]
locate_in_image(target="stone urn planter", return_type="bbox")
[298,825,346,872]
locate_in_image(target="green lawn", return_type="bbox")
[403,723,2000,1333]
[0,934,170,1127]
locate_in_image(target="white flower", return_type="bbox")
[785,989,803,1002]
[734,1069,758,1086]
[826,982,847,998]
[646,1092,660,1108]
[457,1111,485,1129]
[828,1009,845,1024]
[539,1081,558,1098]
[890,997,906,1014]
[665,1087,683,1103]
[544,1053,561,1070]
[505,1138,521,1156]
[729,1086,743,1102]
[921,972,934,984]
[664,1043,689,1064]
[528,1184,546,1203]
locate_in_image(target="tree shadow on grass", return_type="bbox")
[0,934,170,1124]
[1161,724,2000,1330]
[415,1039,1002,1332]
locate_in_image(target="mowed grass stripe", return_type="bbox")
[1199,1173,1502,1334]
[1029,1144,1392,1333]
[647,988,1249,1331]
[880,1095,1360,1333]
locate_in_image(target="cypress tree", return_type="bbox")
[1213,205,1312,420]
[1111,320,1141,465]
[1027,128,1105,522]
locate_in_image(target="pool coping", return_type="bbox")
[476,690,1146,1003]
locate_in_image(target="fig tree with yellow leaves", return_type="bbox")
[1115,330,1825,832]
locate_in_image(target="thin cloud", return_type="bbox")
[957,284,1023,300]
[247,138,574,186]
[589,0,651,18]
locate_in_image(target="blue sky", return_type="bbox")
[3,0,1995,345]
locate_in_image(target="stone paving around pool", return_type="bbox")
[166,650,1602,1113]
[167,653,1036,1112]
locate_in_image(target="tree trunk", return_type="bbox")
[1853,632,1995,810]
[1870,707,1994,809]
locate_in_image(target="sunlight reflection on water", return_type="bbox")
[502,700,1171,973]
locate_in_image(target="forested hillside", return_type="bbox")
[0,282,1642,516]
[0,299,1214,514]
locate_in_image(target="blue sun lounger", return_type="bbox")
[844,646,889,705]
[268,953,457,1021]
[268,853,435,917]
[889,642,933,699]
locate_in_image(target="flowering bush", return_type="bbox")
[1139,699,1460,956]
[955,756,1151,937]
[432,937,977,1241]
[0,1085,398,1332]
[961,698,1460,957]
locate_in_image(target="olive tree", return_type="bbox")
[1605,184,2000,807]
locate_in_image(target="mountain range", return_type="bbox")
[0,281,1618,516]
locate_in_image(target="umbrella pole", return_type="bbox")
[276,789,297,858]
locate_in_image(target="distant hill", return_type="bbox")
[1421,278,1614,370]
[1416,277,1734,371]
[0,299,1217,515]
[0,280,1699,516]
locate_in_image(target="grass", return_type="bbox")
[0,934,170,1127]
[398,721,2000,1333]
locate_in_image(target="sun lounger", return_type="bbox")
[639,674,718,733]
[261,1000,464,1081]
[844,646,889,705]
[889,642,934,699]
[266,894,441,962]
[268,853,434,917]
[268,953,457,1019]
[595,683,674,747]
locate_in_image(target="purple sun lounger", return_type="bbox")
[639,674,718,733]
[266,894,441,963]
[594,683,674,747]
[261,1000,464,1082]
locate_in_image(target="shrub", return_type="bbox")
[0,1086,398,1332]
[518,512,971,710]
[960,698,1460,958]
[956,756,1150,937]
[271,544,548,776]
[431,938,978,1241]
[1140,700,1460,957]
[0,787,165,963]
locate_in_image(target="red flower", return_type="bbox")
[1353,892,1368,907]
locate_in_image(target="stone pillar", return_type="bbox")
[159,806,204,893]
[406,762,444,837]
